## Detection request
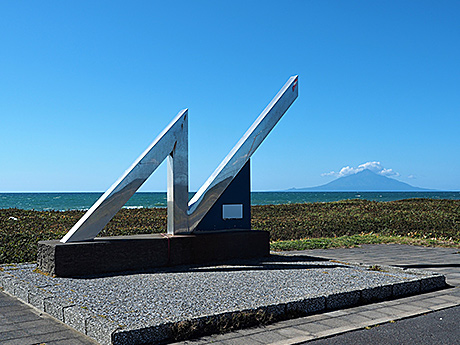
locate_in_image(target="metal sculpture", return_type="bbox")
[61,110,189,242]
[61,76,298,243]
[188,75,298,232]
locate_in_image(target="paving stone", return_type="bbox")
[223,327,263,337]
[447,288,460,296]
[46,338,98,345]
[294,322,331,334]
[300,313,329,322]
[0,307,32,318]
[220,338,259,345]
[353,309,393,320]
[2,336,51,345]
[424,296,451,305]
[347,304,375,312]
[0,323,17,332]
[0,328,28,341]
[378,306,420,317]
[34,331,77,345]
[16,319,63,335]
[21,329,78,343]
[394,310,430,319]
[365,317,395,326]
[427,302,458,310]
[245,329,289,343]
[0,302,31,314]
[436,294,460,302]
[407,299,439,309]
[0,292,98,345]
[317,317,354,329]
[389,303,426,313]
[345,313,374,326]
[264,317,310,329]
[268,335,316,345]
[3,310,42,323]
[275,326,310,337]
[0,298,16,308]
[314,324,361,338]
[242,335,268,344]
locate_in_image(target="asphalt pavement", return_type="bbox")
[304,305,460,345]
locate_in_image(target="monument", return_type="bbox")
[38,76,298,276]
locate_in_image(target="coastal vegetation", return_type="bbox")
[1,199,459,264]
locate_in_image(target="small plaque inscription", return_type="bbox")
[222,204,243,219]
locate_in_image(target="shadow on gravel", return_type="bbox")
[75,254,339,279]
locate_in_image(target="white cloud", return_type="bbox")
[322,161,400,178]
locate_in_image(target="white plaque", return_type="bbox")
[222,204,243,219]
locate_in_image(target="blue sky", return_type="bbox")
[1,1,459,192]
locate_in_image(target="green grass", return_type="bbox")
[270,233,460,252]
[252,198,460,242]
[0,208,167,264]
[1,199,459,264]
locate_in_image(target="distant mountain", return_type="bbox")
[291,169,430,191]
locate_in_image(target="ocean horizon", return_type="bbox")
[1,191,459,211]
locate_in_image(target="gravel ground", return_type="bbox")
[0,254,439,330]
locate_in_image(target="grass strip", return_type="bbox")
[270,233,460,251]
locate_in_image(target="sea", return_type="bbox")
[1,191,459,211]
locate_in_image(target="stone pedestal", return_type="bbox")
[37,230,269,277]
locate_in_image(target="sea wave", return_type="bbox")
[0,191,459,211]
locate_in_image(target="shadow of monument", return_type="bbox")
[74,254,340,279]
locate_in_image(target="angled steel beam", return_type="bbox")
[187,75,298,232]
[167,114,189,235]
[61,109,188,243]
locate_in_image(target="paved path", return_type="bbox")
[1,244,460,344]
[304,305,460,345]
[0,290,98,345]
